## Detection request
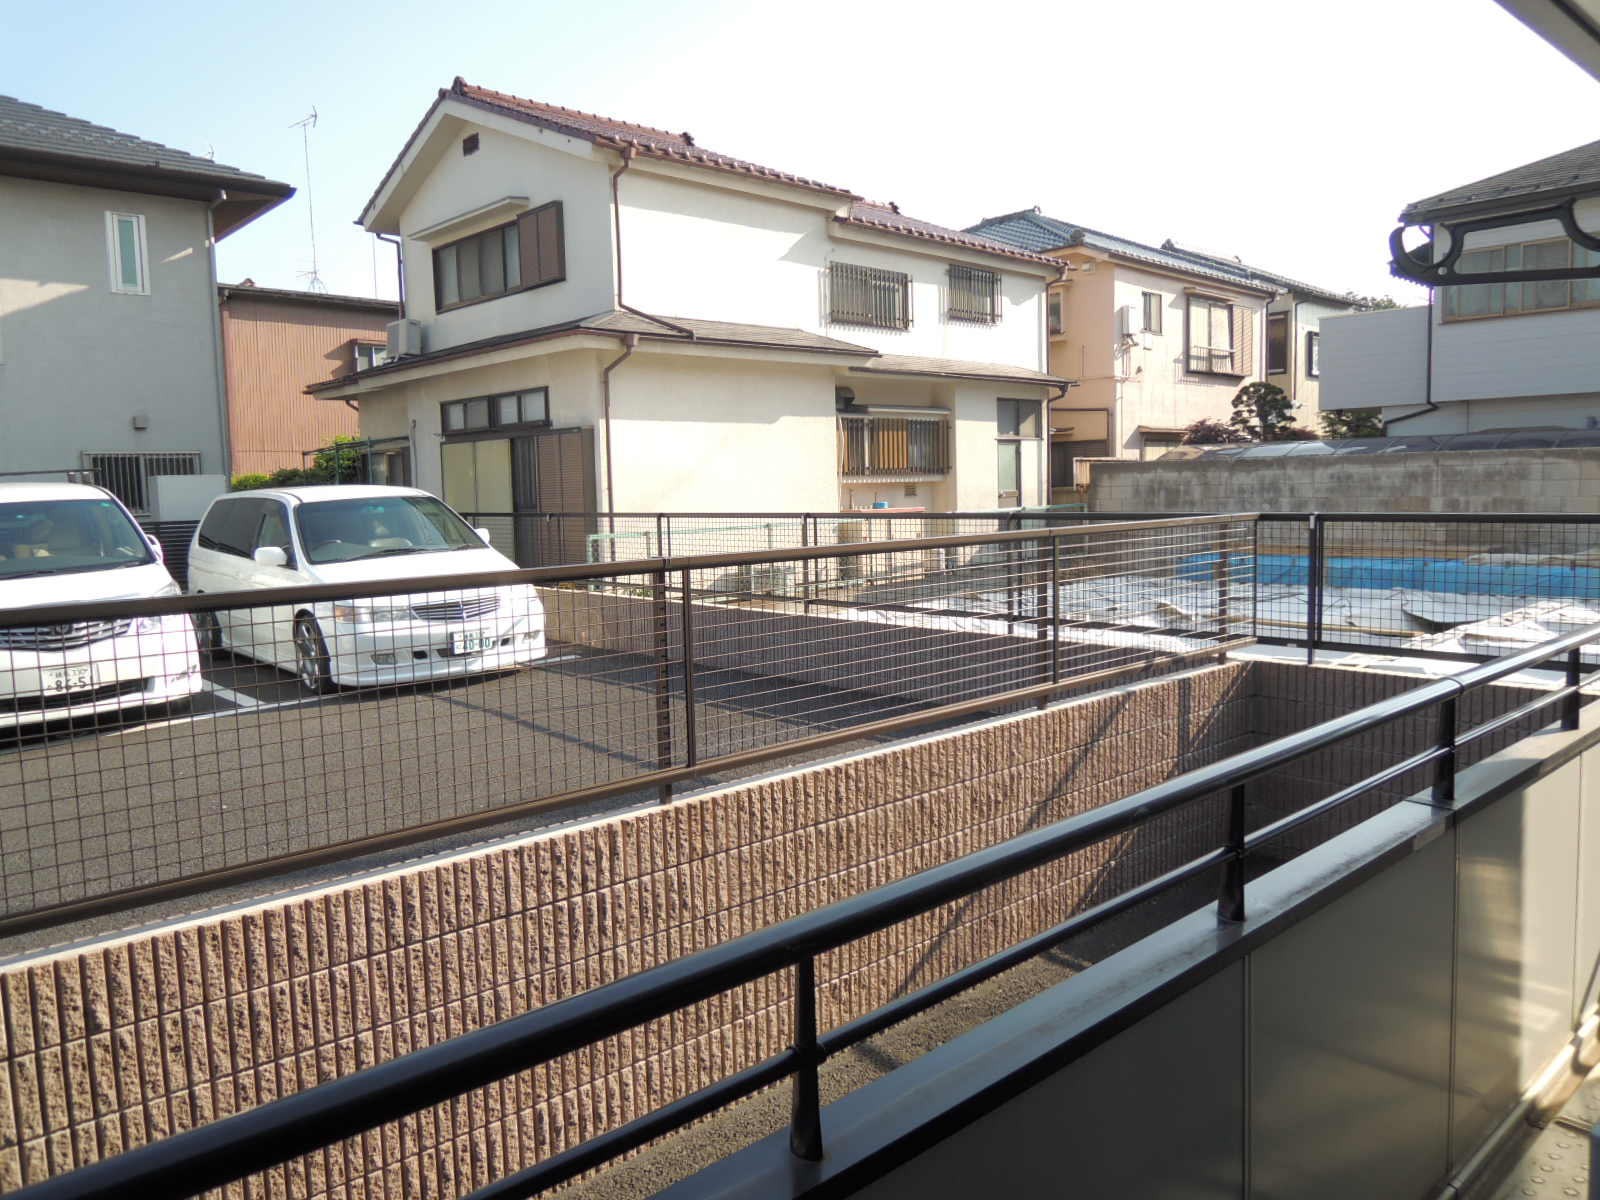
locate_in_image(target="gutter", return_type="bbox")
[600,334,638,524]
[375,232,405,314]
[610,147,696,339]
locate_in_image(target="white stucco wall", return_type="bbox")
[1107,264,1267,452]
[0,177,227,478]
[396,119,615,353]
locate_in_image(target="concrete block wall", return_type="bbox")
[1089,446,1600,525]
[0,664,1254,1196]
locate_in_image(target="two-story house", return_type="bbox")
[1322,137,1600,434]
[967,210,1356,498]
[309,79,1066,535]
[0,95,291,512]
[218,281,400,479]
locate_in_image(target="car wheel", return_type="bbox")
[293,615,337,695]
[194,610,223,653]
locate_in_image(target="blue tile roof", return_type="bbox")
[966,209,1354,303]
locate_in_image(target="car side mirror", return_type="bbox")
[474,527,493,546]
[145,533,165,562]
[253,545,289,568]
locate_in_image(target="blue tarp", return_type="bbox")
[1178,553,1600,599]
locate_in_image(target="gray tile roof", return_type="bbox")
[1400,137,1600,221]
[0,94,286,190]
[966,209,1352,303]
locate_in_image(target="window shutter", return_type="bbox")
[1232,305,1253,375]
[516,202,565,288]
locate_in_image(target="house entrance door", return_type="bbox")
[510,427,597,566]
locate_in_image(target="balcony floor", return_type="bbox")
[1472,1062,1596,1198]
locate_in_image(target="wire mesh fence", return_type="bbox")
[0,514,1254,935]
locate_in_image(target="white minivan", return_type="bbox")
[0,482,201,730]
[187,486,546,692]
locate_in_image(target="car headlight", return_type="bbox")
[136,583,182,633]
[331,603,414,625]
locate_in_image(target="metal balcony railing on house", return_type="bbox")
[13,617,1597,1200]
[836,413,950,478]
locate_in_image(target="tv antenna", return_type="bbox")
[290,109,326,292]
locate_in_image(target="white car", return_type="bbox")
[0,482,201,730]
[187,485,546,692]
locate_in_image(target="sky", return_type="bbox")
[6,0,1596,305]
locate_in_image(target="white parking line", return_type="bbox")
[201,682,260,709]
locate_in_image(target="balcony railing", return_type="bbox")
[838,413,950,477]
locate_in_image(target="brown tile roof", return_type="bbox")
[450,78,857,197]
[849,353,1070,387]
[842,202,1063,268]
[307,310,877,392]
[362,80,1062,269]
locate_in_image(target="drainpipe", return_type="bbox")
[1383,285,1439,428]
[609,146,696,338]
[601,334,639,527]
[375,232,404,313]
[206,191,234,484]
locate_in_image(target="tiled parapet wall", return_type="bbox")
[0,663,1252,1196]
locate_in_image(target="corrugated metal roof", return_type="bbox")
[0,94,285,189]
[1401,136,1600,221]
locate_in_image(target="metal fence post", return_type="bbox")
[1306,514,1322,665]
[1218,783,1246,923]
[789,955,824,1162]
[653,569,675,803]
[1565,646,1582,731]
[1251,521,1261,640]
[1213,525,1231,644]
[1049,536,1062,689]
[801,513,813,612]
[680,567,699,769]
[1433,696,1458,806]
[655,514,665,560]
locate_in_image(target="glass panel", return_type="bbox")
[1527,240,1571,310]
[442,402,463,432]
[1014,401,1039,439]
[497,395,519,425]
[458,236,482,302]
[437,245,459,307]
[997,399,1019,437]
[520,390,548,423]
[465,398,490,429]
[1209,302,1232,372]
[504,224,521,289]
[1576,245,1600,305]
[479,229,506,297]
[115,217,141,290]
[997,443,1020,496]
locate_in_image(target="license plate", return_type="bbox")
[42,665,95,694]
[448,631,496,655]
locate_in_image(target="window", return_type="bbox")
[996,399,1041,506]
[829,262,911,330]
[1047,292,1064,336]
[947,264,1000,323]
[198,498,271,558]
[1141,291,1163,334]
[837,413,949,476]
[441,388,550,435]
[1441,238,1600,319]
[432,200,564,310]
[996,398,1040,438]
[1266,313,1289,374]
[1306,331,1321,378]
[106,212,147,295]
[353,341,388,372]
[255,503,294,565]
[1185,295,1247,375]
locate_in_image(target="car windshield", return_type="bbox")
[294,495,484,564]
[0,499,154,579]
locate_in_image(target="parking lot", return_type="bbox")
[0,638,985,950]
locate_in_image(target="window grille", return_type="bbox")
[947,264,1000,323]
[82,451,201,513]
[837,414,948,476]
[829,262,912,330]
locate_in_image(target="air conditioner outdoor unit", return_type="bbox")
[1117,304,1138,340]
[386,318,423,359]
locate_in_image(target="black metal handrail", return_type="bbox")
[15,620,1597,1200]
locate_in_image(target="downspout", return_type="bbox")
[1383,283,1439,428]
[610,146,696,338]
[600,334,638,528]
[375,232,404,313]
[206,191,233,485]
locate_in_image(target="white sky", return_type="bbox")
[7,0,1597,305]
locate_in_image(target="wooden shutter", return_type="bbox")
[516,201,567,288]
[1232,305,1253,375]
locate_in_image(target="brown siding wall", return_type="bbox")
[0,664,1252,1196]
[219,295,394,478]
